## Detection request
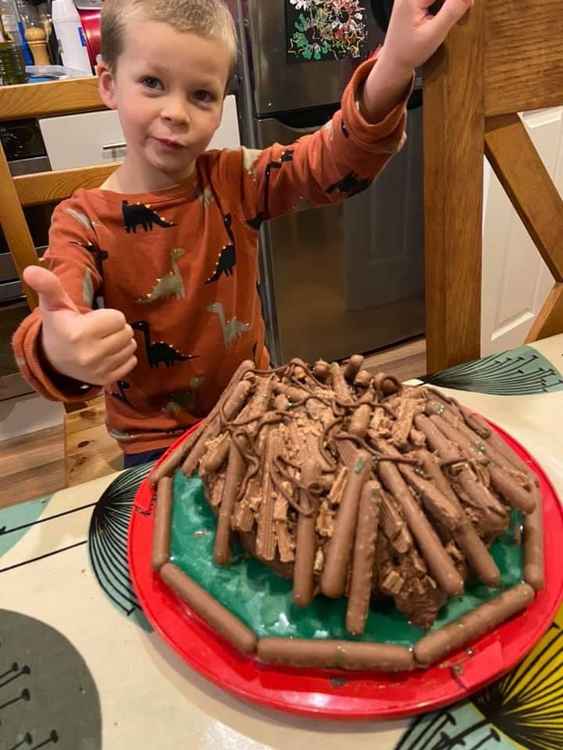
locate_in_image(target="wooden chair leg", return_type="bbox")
[526,283,563,343]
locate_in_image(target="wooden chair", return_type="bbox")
[0,76,123,485]
[423,0,563,373]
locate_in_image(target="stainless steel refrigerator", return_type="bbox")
[234,0,424,365]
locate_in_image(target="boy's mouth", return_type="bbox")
[153,137,186,151]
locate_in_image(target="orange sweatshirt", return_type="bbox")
[13,59,409,455]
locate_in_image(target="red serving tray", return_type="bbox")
[128,419,563,720]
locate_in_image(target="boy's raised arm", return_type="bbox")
[361,0,473,122]
[227,0,473,228]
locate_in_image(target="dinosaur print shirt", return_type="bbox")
[13,58,411,455]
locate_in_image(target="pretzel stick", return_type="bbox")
[414,583,534,667]
[321,450,371,598]
[257,638,414,672]
[160,563,257,654]
[152,477,173,571]
[354,370,373,389]
[313,359,330,381]
[523,481,544,591]
[293,458,321,607]
[343,354,364,382]
[374,441,464,596]
[150,438,193,484]
[487,467,536,514]
[429,414,535,514]
[349,404,372,437]
[414,414,508,531]
[458,406,534,476]
[330,362,354,405]
[374,372,402,396]
[346,480,382,635]
[214,441,246,565]
[455,403,491,438]
[422,386,464,419]
[182,360,254,475]
[378,442,463,531]
[391,398,421,449]
[199,434,231,476]
[417,450,500,587]
[428,401,525,483]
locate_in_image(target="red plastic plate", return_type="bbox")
[128,420,563,719]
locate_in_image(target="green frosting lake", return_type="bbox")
[170,472,523,645]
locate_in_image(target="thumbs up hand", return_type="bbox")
[24,265,138,386]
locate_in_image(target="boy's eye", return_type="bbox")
[194,90,215,104]
[141,76,163,90]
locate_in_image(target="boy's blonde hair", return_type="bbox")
[101,0,237,73]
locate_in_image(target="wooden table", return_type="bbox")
[1,336,562,749]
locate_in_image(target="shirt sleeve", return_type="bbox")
[12,195,104,403]
[219,55,413,228]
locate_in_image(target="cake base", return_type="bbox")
[128,421,563,720]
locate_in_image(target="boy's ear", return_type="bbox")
[97,59,118,110]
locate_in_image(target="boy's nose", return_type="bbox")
[161,98,190,125]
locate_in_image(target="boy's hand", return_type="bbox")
[361,0,472,122]
[24,265,138,386]
[382,0,474,73]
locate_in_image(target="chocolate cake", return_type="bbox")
[149,357,543,671]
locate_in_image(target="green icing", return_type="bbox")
[170,473,523,645]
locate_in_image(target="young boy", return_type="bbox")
[13,0,471,468]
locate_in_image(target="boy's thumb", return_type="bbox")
[23,265,79,314]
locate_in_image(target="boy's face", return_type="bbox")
[98,19,232,190]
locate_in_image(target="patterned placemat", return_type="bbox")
[87,463,153,631]
[422,345,563,395]
[395,606,563,749]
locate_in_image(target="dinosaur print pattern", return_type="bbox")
[111,380,132,406]
[137,248,186,304]
[163,376,206,419]
[326,171,371,197]
[193,184,215,208]
[205,243,236,284]
[71,240,108,275]
[65,207,97,232]
[242,147,262,180]
[205,214,237,284]
[246,213,266,231]
[122,201,175,233]
[247,149,295,229]
[83,268,95,307]
[207,302,250,348]
[132,320,197,368]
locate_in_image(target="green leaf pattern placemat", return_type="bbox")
[423,345,563,395]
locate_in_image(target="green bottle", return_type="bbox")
[0,8,27,84]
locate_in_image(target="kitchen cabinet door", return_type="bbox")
[481,106,563,355]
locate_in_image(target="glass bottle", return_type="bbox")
[0,9,27,84]
[1,0,30,63]
[15,0,34,64]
